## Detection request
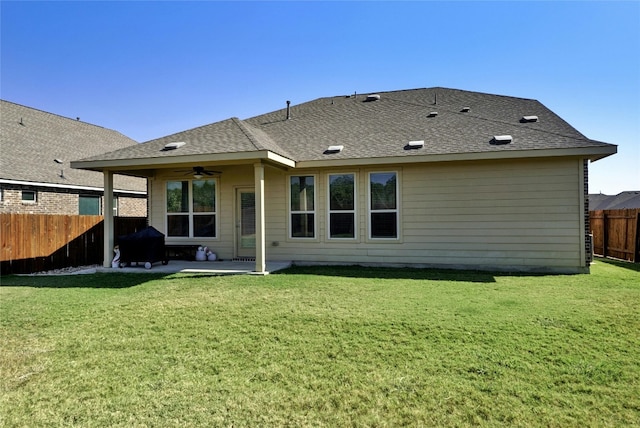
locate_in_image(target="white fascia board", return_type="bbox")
[71,150,296,171]
[71,146,615,172]
[583,144,618,162]
[266,151,296,168]
[0,179,146,195]
[295,146,618,168]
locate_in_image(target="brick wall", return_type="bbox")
[118,196,147,217]
[0,184,146,216]
[0,185,79,214]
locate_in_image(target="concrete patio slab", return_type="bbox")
[96,260,292,275]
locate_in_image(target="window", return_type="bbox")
[166,179,217,238]
[328,173,356,239]
[22,190,36,203]
[369,172,398,239]
[290,175,315,238]
[79,195,101,215]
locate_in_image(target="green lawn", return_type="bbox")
[1,259,639,427]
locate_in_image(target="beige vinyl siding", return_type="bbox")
[148,157,585,272]
[403,160,580,266]
[263,167,287,250]
[149,165,256,258]
[266,157,584,272]
[150,164,290,260]
[399,158,581,269]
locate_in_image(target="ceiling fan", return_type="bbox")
[174,166,221,179]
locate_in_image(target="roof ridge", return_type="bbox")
[231,117,263,151]
[233,117,295,159]
[325,87,539,102]
[0,99,126,135]
[141,117,240,144]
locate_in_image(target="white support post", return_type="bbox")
[254,162,266,273]
[103,170,114,268]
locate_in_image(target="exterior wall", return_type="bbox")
[400,158,584,272]
[0,185,77,214]
[149,157,588,273]
[267,158,586,273]
[150,165,256,257]
[0,184,146,216]
[117,196,148,217]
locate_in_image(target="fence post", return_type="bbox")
[602,211,607,258]
[635,211,640,263]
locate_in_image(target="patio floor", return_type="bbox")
[96,260,292,275]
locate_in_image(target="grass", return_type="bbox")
[1,259,639,427]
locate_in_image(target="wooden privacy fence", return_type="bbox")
[1,214,147,275]
[590,209,640,263]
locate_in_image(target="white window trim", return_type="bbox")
[288,174,317,240]
[327,172,357,240]
[367,171,400,240]
[21,190,37,204]
[165,179,218,239]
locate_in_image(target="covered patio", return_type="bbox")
[72,117,298,276]
[97,260,292,275]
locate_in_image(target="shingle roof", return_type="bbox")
[246,87,610,162]
[1,100,145,192]
[72,87,616,168]
[589,191,640,210]
[76,117,294,163]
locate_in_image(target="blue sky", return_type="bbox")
[1,1,638,194]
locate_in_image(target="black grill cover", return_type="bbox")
[118,226,166,264]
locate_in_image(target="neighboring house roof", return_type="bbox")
[72,87,617,172]
[589,191,640,210]
[1,100,145,193]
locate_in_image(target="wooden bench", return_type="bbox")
[165,245,200,261]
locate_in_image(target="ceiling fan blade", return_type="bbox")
[171,167,221,176]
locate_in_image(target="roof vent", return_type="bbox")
[325,145,344,154]
[162,141,186,151]
[428,111,438,117]
[520,115,539,123]
[461,107,471,112]
[406,140,425,150]
[491,135,513,145]
[365,94,381,102]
